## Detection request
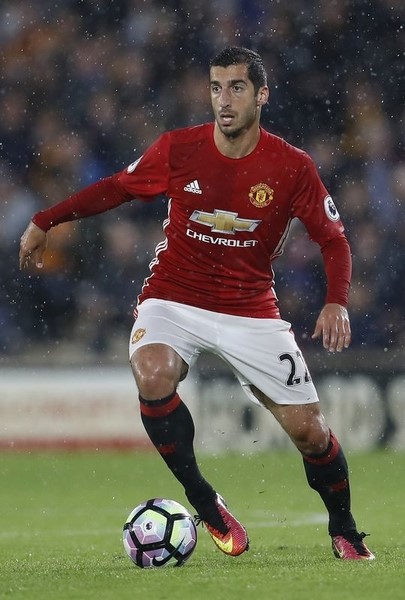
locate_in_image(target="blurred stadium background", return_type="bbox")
[0,0,404,451]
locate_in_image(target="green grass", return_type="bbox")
[0,450,404,599]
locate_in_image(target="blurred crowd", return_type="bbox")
[0,0,404,361]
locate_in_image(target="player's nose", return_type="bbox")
[218,88,232,107]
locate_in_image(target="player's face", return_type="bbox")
[210,64,268,139]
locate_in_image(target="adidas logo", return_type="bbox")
[184,180,202,194]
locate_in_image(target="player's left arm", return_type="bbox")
[312,233,352,352]
[291,153,352,352]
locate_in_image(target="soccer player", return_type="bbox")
[19,47,374,560]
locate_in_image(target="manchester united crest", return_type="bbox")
[249,183,274,208]
[131,328,146,344]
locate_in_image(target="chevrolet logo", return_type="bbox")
[189,209,261,234]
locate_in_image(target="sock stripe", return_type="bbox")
[303,430,340,465]
[139,392,181,418]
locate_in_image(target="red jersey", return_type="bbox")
[115,123,346,317]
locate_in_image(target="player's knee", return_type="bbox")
[130,347,181,400]
[290,415,330,455]
[133,364,179,400]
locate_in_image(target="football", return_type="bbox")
[123,498,197,568]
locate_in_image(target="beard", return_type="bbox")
[219,124,246,139]
[216,109,258,139]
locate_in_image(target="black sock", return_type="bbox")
[302,430,356,536]
[139,391,215,507]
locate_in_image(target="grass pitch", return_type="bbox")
[0,449,403,600]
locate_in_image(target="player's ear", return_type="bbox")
[257,86,269,106]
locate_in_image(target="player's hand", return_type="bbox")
[312,303,351,352]
[19,221,48,270]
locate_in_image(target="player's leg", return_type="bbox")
[251,391,354,529]
[131,342,216,506]
[252,389,374,559]
[217,315,374,559]
[129,301,249,556]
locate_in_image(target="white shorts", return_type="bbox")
[129,299,319,406]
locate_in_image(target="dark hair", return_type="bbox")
[209,47,267,92]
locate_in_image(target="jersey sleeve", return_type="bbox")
[32,176,133,232]
[291,152,344,245]
[30,134,171,231]
[291,152,352,306]
[116,132,171,199]
[321,234,352,306]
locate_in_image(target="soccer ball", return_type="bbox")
[123,498,197,568]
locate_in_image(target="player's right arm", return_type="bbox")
[18,133,170,271]
[19,175,133,270]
